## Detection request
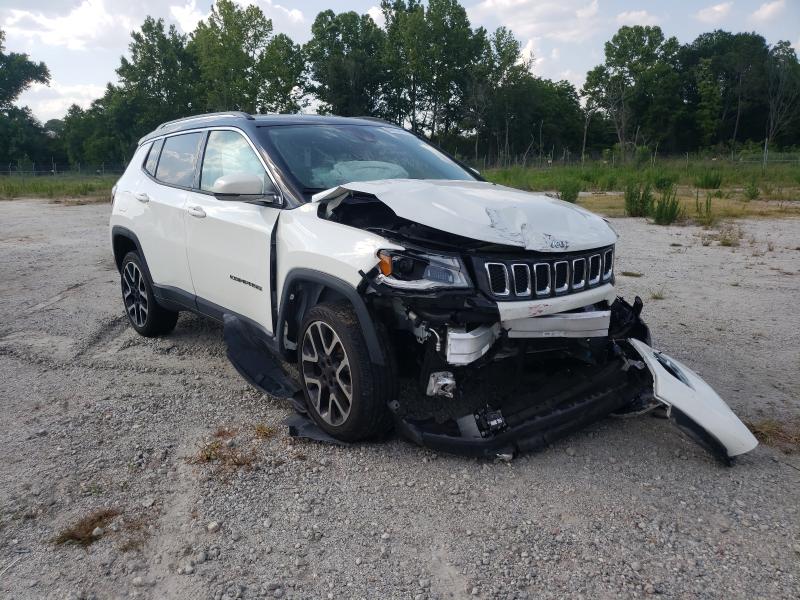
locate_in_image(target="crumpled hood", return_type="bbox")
[312,179,617,252]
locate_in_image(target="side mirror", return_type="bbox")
[211,173,279,204]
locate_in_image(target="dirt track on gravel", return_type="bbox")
[1,199,798,599]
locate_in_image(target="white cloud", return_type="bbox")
[615,10,659,26]
[273,4,303,24]
[469,0,601,43]
[694,2,733,24]
[16,81,107,122]
[575,0,599,19]
[170,0,207,34]
[550,47,560,60]
[3,0,134,51]
[367,6,385,28]
[751,0,785,22]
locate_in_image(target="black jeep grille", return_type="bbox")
[473,246,614,301]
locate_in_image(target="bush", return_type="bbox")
[652,186,682,225]
[694,169,723,189]
[556,178,581,203]
[624,181,653,217]
[651,170,676,192]
[743,180,759,201]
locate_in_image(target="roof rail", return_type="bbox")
[354,116,400,127]
[157,111,254,130]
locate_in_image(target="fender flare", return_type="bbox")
[277,269,385,365]
[111,226,153,281]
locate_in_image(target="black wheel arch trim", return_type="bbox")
[277,269,385,366]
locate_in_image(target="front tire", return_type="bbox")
[298,303,393,442]
[120,251,178,337]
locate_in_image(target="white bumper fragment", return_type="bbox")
[495,283,617,321]
[628,339,758,458]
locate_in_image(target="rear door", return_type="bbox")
[184,129,280,333]
[132,132,204,294]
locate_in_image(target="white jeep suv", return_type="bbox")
[110,112,756,462]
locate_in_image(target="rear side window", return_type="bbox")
[156,133,204,187]
[200,130,266,191]
[144,138,164,176]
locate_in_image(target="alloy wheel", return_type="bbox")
[300,321,353,426]
[122,261,148,328]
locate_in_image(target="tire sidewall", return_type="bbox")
[120,252,157,335]
[298,305,376,441]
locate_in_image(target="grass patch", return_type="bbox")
[624,182,653,217]
[694,169,723,189]
[0,175,116,200]
[652,186,683,225]
[744,418,800,453]
[53,508,121,547]
[694,191,717,227]
[743,180,760,201]
[620,271,643,277]
[649,288,666,300]
[556,178,581,203]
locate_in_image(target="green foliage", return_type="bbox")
[694,190,717,227]
[744,179,760,200]
[652,186,682,225]
[650,169,676,191]
[694,170,723,189]
[0,175,115,199]
[0,30,50,109]
[624,181,653,217]
[556,178,581,203]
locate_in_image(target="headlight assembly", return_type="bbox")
[375,249,472,291]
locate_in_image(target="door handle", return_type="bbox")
[187,205,206,218]
[134,192,149,203]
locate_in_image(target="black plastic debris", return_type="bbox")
[283,412,348,446]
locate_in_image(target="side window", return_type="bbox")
[200,130,267,192]
[156,133,204,187]
[144,138,164,176]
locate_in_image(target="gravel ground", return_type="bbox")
[0,198,798,600]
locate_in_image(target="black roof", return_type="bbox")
[138,112,399,145]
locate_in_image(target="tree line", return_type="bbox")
[1,0,799,171]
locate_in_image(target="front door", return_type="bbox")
[184,129,280,333]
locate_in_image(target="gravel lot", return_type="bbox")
[1,198,798,600]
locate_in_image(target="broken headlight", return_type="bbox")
[376,249,472,291]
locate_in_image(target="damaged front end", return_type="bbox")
[319,185,757,464]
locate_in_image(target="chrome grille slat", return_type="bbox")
[485,262,510,296]
[553,261,569,293]
[572,258,586,290]
[533,263,551,296]
[511,264,531,296]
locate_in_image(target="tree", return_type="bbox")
[304,10,385,116]
[379,0,429,129]
[0,29,50,109]
[117,17,199,128]
[764,41,800,166]
[695,57,722,146]
[582,26,681,159]
[190,0,274,112]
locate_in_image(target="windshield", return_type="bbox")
[259,124,476,192]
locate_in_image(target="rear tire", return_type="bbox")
[120,251,178,337]
[298,303,394,442]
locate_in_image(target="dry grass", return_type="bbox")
[254,423,277,439]
[745,419,800,454]
[189,438,256,471]
[649,288,666,300]
[53,508,121,547]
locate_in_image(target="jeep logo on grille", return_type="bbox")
[543,234,569,250]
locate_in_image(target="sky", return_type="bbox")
[3,0,799,122]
